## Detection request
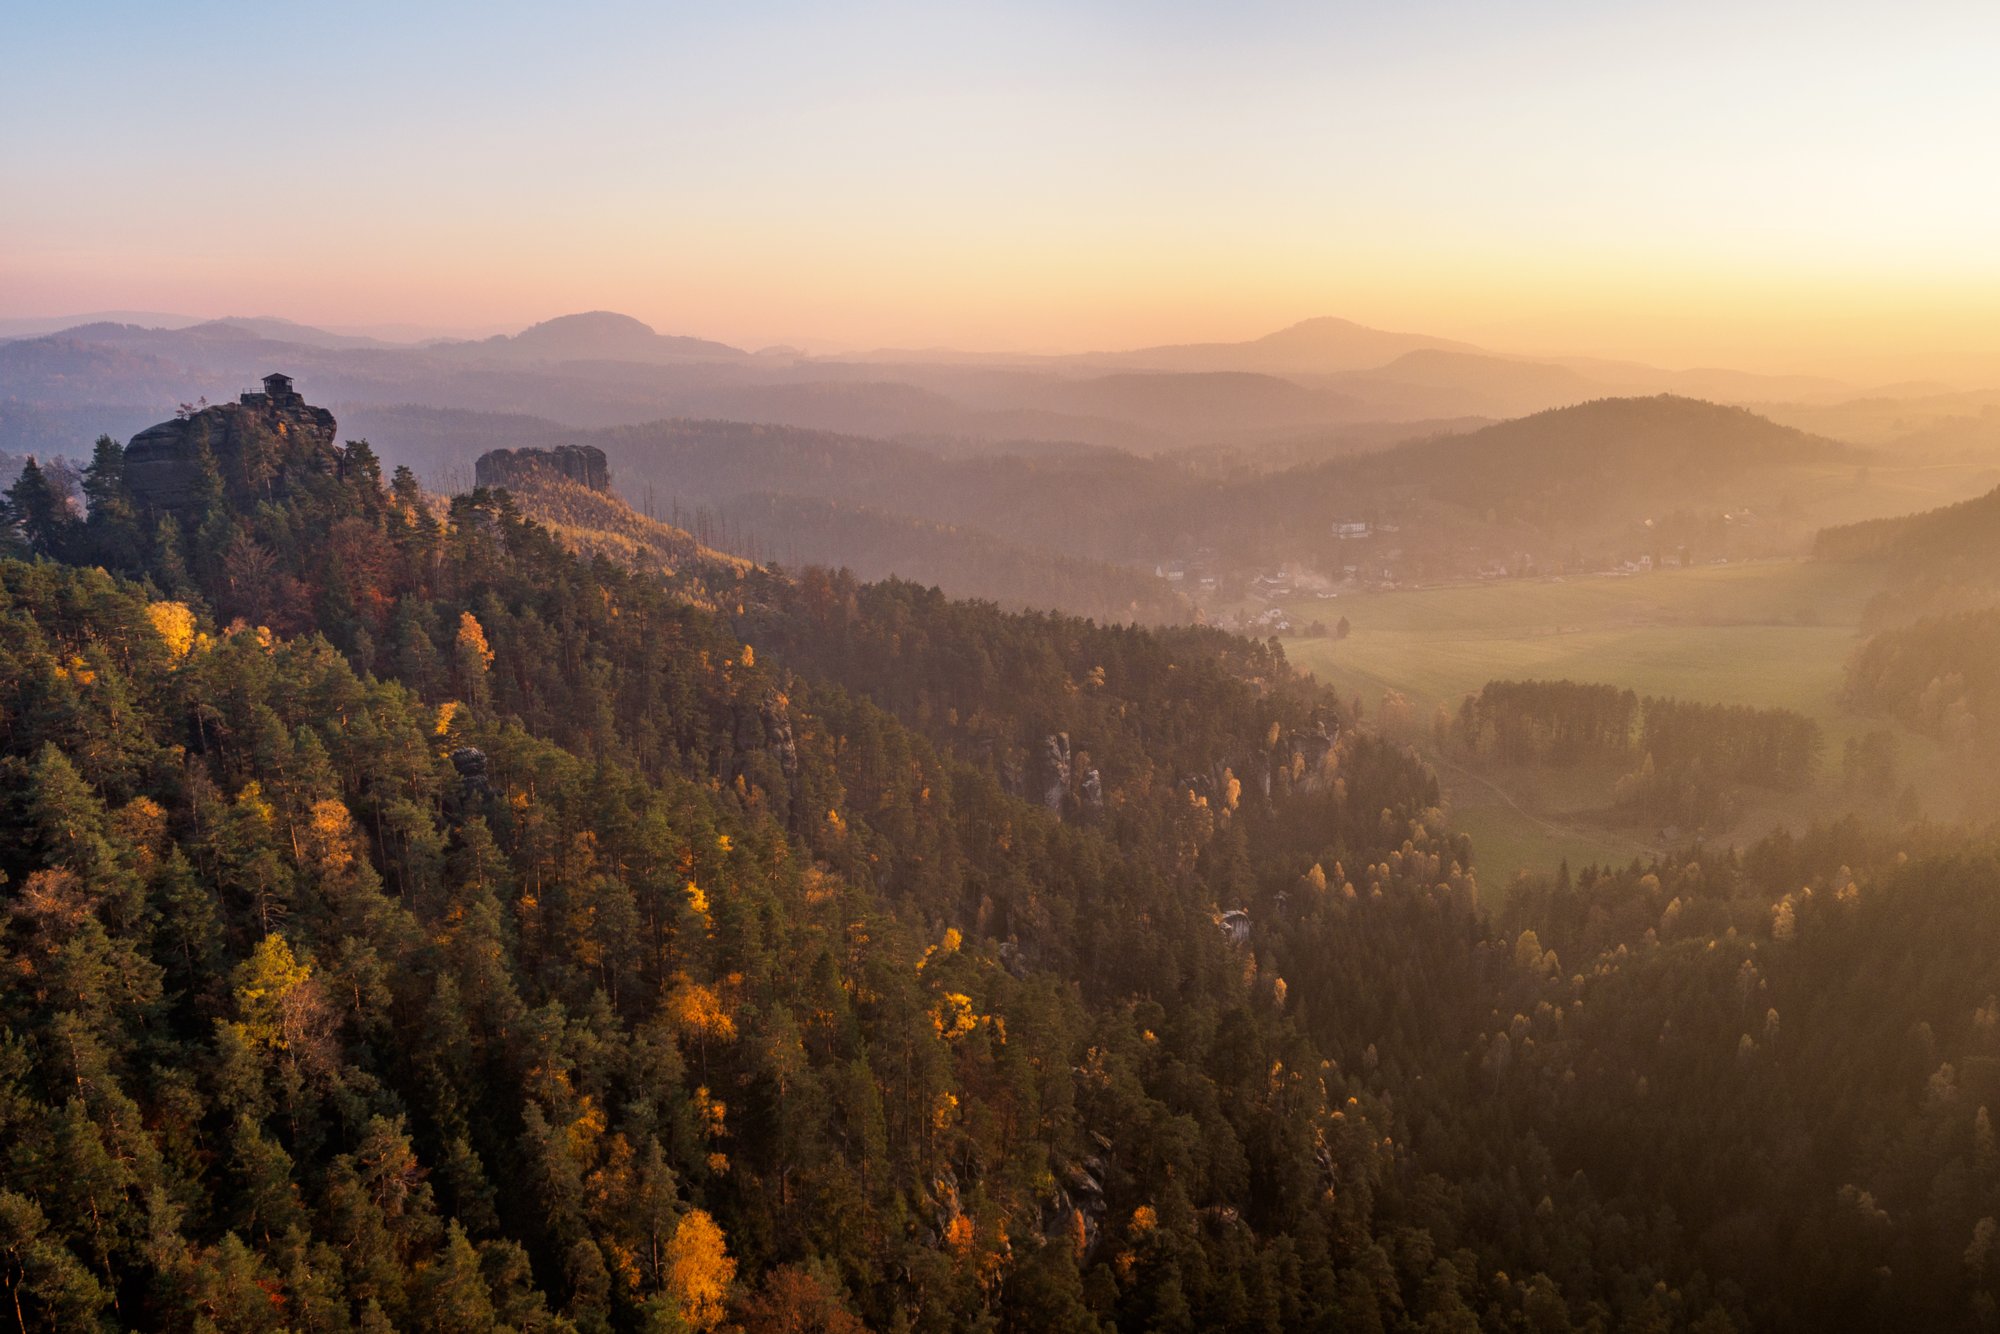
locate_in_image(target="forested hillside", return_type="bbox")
[5,394,2000,1331]
[1821,487,2000,759]
[1817,483,2000,629]
[588,418,1197,620]
[1815,483,2000,567]
[585,397,1863,606]
[0,402,1469,1330]
[699,494,1191,625]
[1183,396,1852,577]
[1845,608,2000,749]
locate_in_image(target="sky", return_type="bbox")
[4,0,1997,380]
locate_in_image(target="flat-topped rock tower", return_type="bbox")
[474,444,610,493]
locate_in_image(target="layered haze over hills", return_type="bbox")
[12,358,2000,1330]
[14,1,2000,1327]
[0,308,1910,459]
[8,307,1995,622]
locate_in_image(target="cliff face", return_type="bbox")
[125,375,341,515]
[474,444,610,493]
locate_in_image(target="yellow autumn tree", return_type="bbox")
[664,1208,736,1331]
[455,611,493,706]
[666,975,737,1078]
[301,799,356,876]
[146,600,199,659]
[684,881,709,919]
[455,611,493,670]
[665,977,738,1046]
[233,933,312,1049]
[932,992,978,1041]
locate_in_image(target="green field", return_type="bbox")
[1284,560,1875,721]
[1280,560,1945,893]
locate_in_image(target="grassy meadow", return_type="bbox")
[1281,559,1951,896]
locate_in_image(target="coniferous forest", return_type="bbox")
[6,400,2000,1334]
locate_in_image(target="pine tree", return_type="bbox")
[416,1222,499,1333]
[80,436,142,571]
[3,458,79,559]
[0,1188,112,1330]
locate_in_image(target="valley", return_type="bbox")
[15,6,2000,1324]
[8,349,2000,1329]
[1281,558,1955,889]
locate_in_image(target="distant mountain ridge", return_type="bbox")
[1304,394,1846,531]
[442,310,750,365]
[1386,393,1841,476]
[0,310,207,340]
[1082,315,1485,374]
[180,317,401,350]
[2,307,1876,451]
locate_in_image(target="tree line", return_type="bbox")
[1448,679,1821,825]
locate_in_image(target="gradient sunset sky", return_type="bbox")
[5,0,1996,379]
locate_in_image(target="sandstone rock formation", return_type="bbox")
[125,372,341,515]
[1037,732,1073,815]
[732,687,800,781]
[450,746,492,801]
[474,444,610,493]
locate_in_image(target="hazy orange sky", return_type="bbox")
[5,1,1997,381]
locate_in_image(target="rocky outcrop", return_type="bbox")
[997,940,1034,979]
[125,372,340,516]
[1272,718,1341,795]
[1037,733,1073,815]
[753,688,799,778]
[1040,1155,1109,1258]
[450,747,492,799]
[766,693,798,777]
[929,1165,965,1249]
[1079,767,1104,813]
[446,746,495,823]
[474,444,610,493]
[725,687,801,807]
[1189,717,1344,808]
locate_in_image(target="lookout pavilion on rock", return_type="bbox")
[241,372,304,409]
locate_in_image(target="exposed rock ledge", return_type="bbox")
[474,445,610,493]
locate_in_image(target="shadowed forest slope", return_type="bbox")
[4,386,2000,1330]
